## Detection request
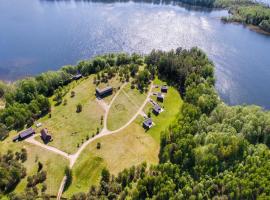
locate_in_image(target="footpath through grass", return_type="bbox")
[63,118,159,197]
[107,83,147,131]
[64,78,183,197]
[37,76,105,154]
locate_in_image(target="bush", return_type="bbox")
[97,142,101,149]
[71,91,75,98]
[76,103,82,113]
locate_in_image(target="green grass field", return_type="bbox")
[143,78,183,141]
[107,83,147,131]
[0,76,182,198]
[97,76,123,104]
[63,118,159,197]
[36,75,123,154]
[64,78,183,197]
[0,132,69,196]
[36,76,104,154]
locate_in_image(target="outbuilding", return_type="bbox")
[143,118,153,129]
[157,93,164,102]
[41,128,52,143]
[72,74,83,80]
[161,85,168,93]
[153,104,162,115]
[13,128,35,142]
[96,86,113,98]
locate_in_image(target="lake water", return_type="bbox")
[1,0,270,109]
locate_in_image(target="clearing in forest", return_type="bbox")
[107,83,148,131]
[63,118,159,197]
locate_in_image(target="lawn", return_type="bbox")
[143,78,183,141]
[36,75,105,154]
[0,132,69,196]
[107,83,147,131]
[63,118,159,197]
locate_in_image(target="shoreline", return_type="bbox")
[221,20,270,36]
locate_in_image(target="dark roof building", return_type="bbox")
[72,74,83,80]
[143,118,153,129]
[157,93,164,102]
[13,128,35,142]
[153,104,162,115]
[41,128,52,143]
[96,86,113,98]
[161,85,168,93]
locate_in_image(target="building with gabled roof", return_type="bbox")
[161,85,168,93]
[72,73,82,80]
[72,73,83,80]
[41,128,52,143]
[96,86,113,98]
[157,92,164,102]
[143,118,153,129]
[13,128,35,142]
[153,104,162,115]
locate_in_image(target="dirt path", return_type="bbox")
[26,82,153,200]
[25,136,70,160]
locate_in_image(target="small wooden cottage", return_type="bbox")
[161,85,168,93]
[96,86,113,98]
[157,93,164,102]
[13,128,35,142]
[143,118,153,129]
[41,128,52,143]
[153,104,162,115]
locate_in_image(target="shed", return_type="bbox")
[153,104,162,115]
[41,128,52,143]
[72,74,83,80]
[161,85,168,93]
[143,118,153,129]
[13,128,35,142]
[96,86,113,98]
[157,93,164,102]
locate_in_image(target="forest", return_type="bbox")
[171,0,270,33]
[67,48,270,200]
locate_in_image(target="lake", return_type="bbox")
[0,0,270,109]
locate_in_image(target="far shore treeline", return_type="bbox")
[43,0,270,33]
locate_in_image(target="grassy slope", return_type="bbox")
[64,79,183,197]
[37,76,104,154]
[107,83,147,131]
[98,76,124,104]
[0,132,69,196]
[143,78,183,142]
[64,118,159,197]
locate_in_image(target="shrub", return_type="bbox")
[76,103,82,113]
[71,91,75,98]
